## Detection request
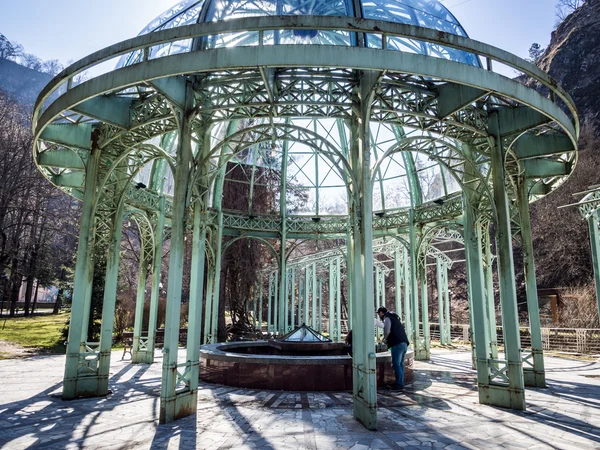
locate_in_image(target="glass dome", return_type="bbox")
[125,0,479,216]
[119,0,479,67]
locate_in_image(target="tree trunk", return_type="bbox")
[9,269,22,317]
[54,288,63,315]
[23,268,34,316]
[31,279,40,315]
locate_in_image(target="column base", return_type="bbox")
[159,390,198,424]
[524,368,546,388]
[415,347,430,361]
[132,350,155,364]
[353,394,377,431]
[478,383,526,410]
[62,375,110,399]
[62,350,110,399]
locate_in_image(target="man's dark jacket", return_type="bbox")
[385,312,410,348]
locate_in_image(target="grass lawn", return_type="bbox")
[0,313,67,359]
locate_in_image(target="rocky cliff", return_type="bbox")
[527,0,600,288]
[538,0,600,122]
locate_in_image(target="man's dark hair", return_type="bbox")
[377,307,387,314]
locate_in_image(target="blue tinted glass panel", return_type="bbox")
[205,0,354,48]
[362,0,480,66]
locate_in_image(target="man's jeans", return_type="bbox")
[390,342,408,387]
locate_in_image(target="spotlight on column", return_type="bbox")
[312,217,321,222]
[375,211,386,217]
[433,199,445,206]
[135,182,147,189]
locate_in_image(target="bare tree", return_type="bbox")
[0,90,78,317]
[556,0,586,23]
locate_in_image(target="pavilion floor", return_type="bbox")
[1,347,599,449]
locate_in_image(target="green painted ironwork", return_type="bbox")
[32,10,579,431]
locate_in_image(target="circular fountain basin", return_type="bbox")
[199,341,414,391]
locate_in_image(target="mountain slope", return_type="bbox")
[0,58,52,106]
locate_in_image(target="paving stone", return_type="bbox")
[0,349,599,449]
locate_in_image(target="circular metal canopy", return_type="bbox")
[116,0,480,218]
[32,2,579,237]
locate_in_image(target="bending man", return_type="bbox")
[377,306,410,390]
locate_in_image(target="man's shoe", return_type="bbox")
[387,384,404,391]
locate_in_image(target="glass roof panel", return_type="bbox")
[362,0,480,66]
[126,0,479,212]
[280,324,331,342]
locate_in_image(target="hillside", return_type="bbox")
[528,0,600,288]
[0,58,52,106]
[538,0,600,121]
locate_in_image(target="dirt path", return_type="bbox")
[0,340,32,359]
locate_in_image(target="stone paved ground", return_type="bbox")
[1,348,599,449]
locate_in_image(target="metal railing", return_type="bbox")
[429,324,600,355]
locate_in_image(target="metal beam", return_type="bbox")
[39,149,86,170]
[588,212,600,326]
[40,123,93,149]
[437,83,487,119]
[514,133,574,160]
[496,107,550,137]
[73,96,131,129]
[148,76,187,109]
[52,172,85,188]
[528,181,551,196]
[37,46,576,143]
[523,159,571,178]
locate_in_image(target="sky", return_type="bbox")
[0,0,557,68]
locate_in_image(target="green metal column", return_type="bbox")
[278,236,287,335]
[318,279,323,334]
[418,258,430,360]
[267,273,273,335]
[463,193,493,406]
[349,71,379,430]
[465,239,477,367]
[336,256,341,342]
[63,149,100,400]
[132,234,149,363]
[97,196,126,396]
[329,258,335,339]
[298,273,303,325]
[283,270,289,333]
[394,247,402,320]
[80,256,95,348]
[346,233,353,332]
[203,267,214,343]
[273,271,279,335]
[290,267,296,331]
[409,210,421,359]
[517,176,546,388]
[147,197,165,357]
[185,197,208,400]
[588,211,600,327]
[253,293,258,331]
[304,268,309,325]
[483,224,499,360]
[403,247,411,340]
[375,266,381,341]
[489,111,526,410]
[258,280,263,335]
[436,258,445,345]
[443,261,451,344]
[160,83,195,424]
[210,212,223,342]
[311,262,317,330]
